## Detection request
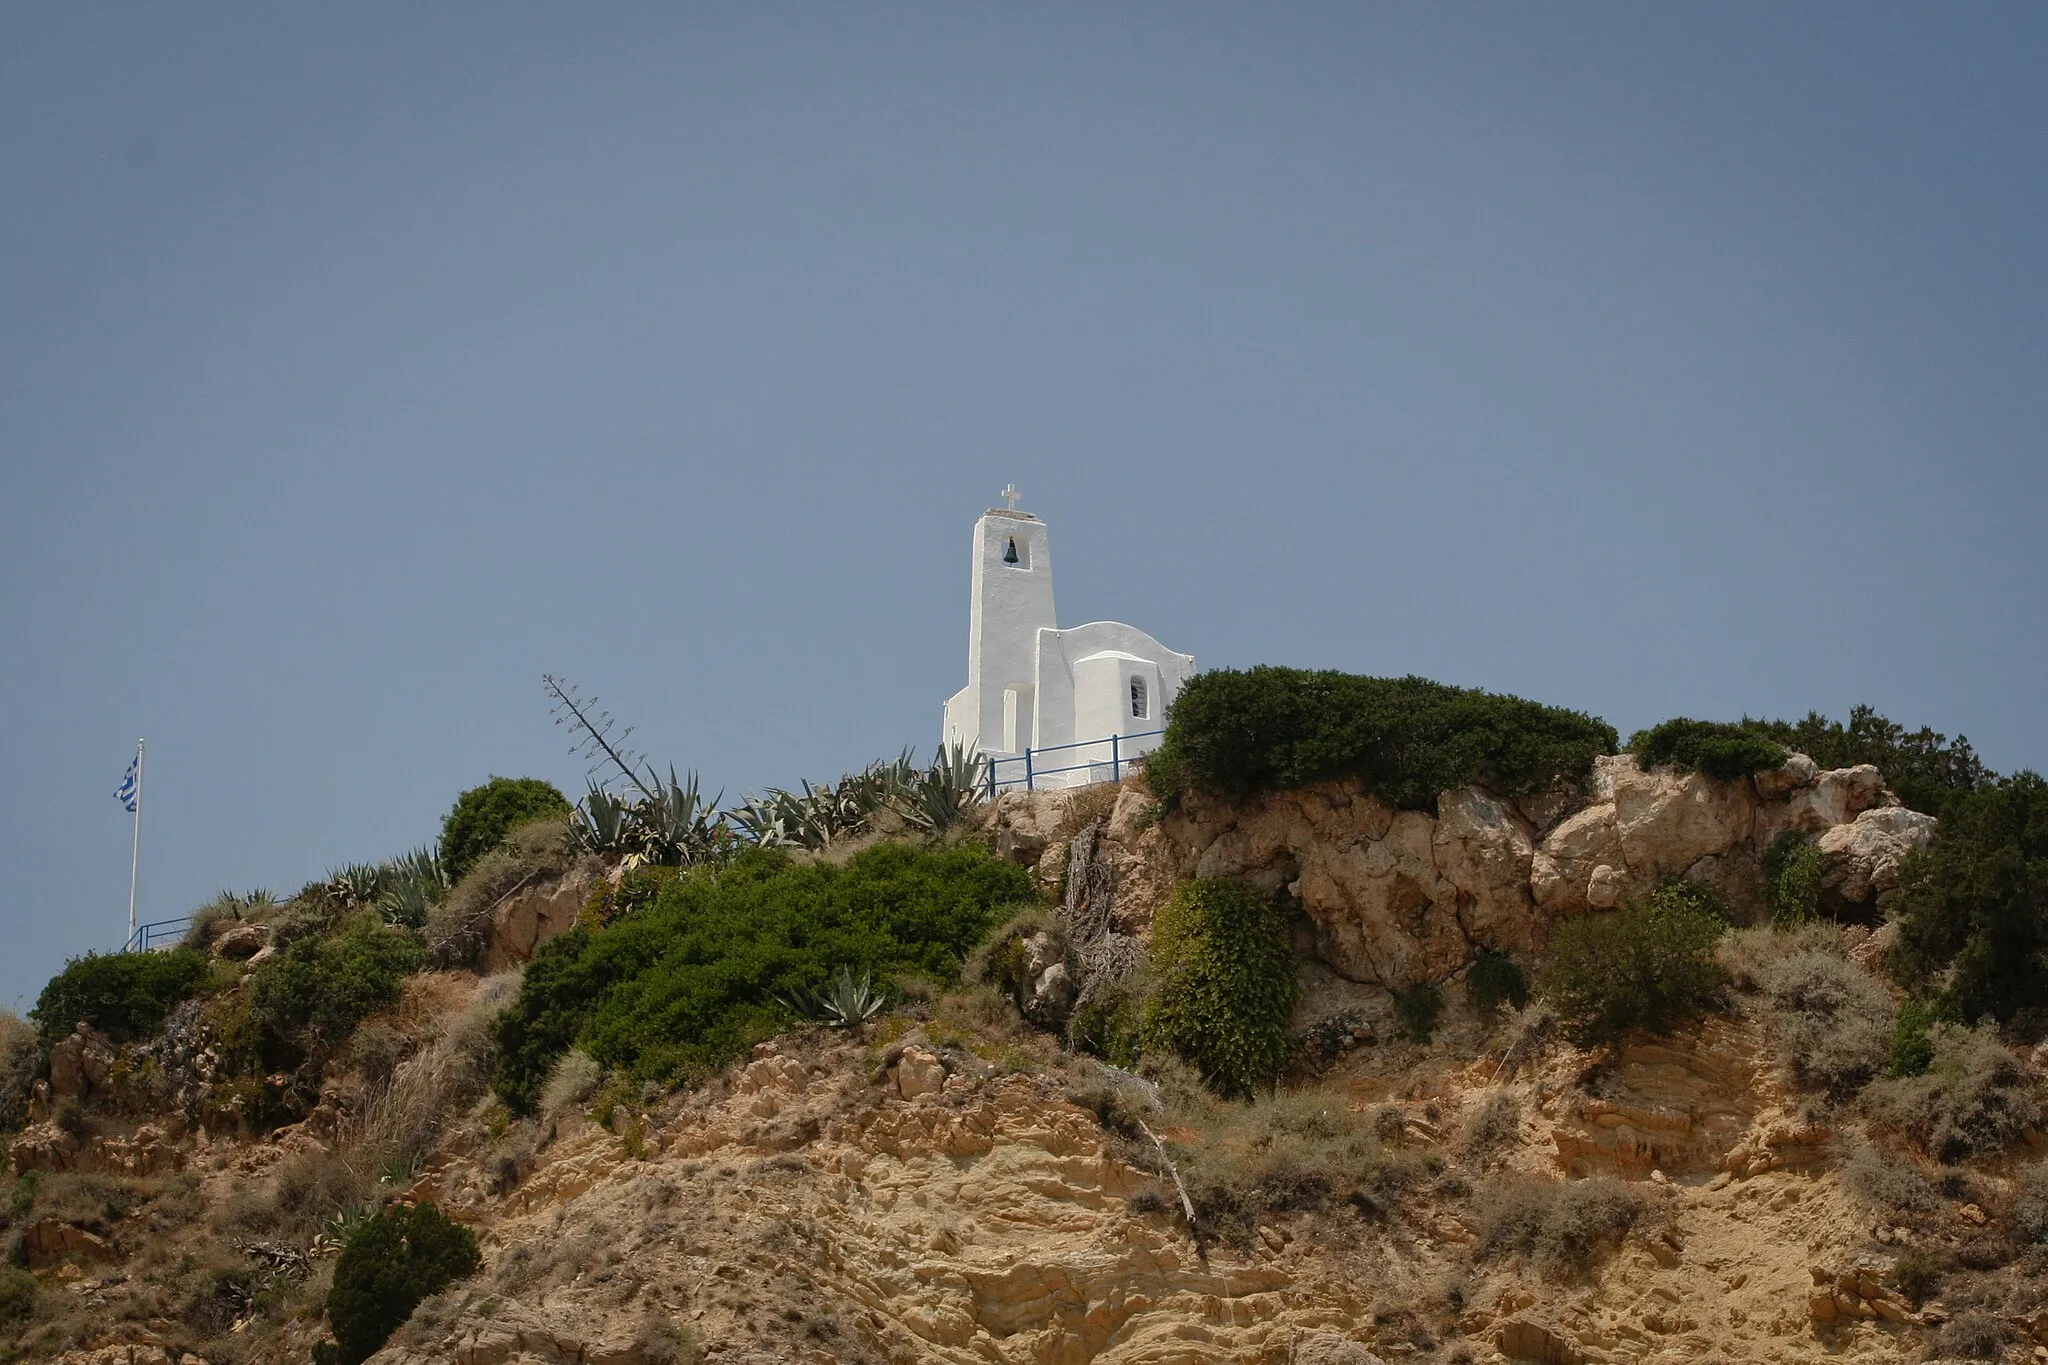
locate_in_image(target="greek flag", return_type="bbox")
[115,757,138,812]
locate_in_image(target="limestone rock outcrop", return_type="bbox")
[992,751,1929,988]
[481,861,602,971]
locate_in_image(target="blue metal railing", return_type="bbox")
[985,729,1165,796]
[122,916,192,953]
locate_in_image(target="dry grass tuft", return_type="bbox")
[1472,1174,1648,1279]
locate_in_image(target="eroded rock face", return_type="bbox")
[483,861,601,971]
[991,752,1929,988]
[1817,806,1938,906]
[210,923,268,960]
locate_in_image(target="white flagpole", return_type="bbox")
[127,738,145,946]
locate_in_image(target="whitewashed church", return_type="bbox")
[943,488,1195,786]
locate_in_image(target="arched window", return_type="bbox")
[1130,677,1148,720]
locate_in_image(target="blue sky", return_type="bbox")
[3,4,2044,1010]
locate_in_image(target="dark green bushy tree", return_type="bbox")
[1889,771,2048,1025]
[1541,881,1728,1047]
[492,843,1032,1112]
[1143,668,1616,811]
[1142,879,1299,1097]
[314,1201,479,1365]
[440,776,571,884]
[249,917,423,1070]
[30,949,211,1043]
[1626,719,1785,780]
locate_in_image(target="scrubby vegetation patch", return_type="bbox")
[1143,667,1616,810]
[1142,879,1299,1098]
[1540,880,1727,1048]
[492,843,1031,1112]
[1625,718,1785,779]
[315,1200,480,1365]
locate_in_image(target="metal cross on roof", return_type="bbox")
[1001,483,1021,510]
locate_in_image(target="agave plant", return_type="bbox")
[901,743,989,834]
[324,863,394,909]
[778,967,887,1028]
[632,767,730,867]
[375,846,448,927]
[572,784,637,855]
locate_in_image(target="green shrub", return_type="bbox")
[1392,983,1444,1044]
[249,917,424,1071]
[1863,1023,2044,1161]
[1886,999,1938,1079]
[1758,949,1892,1096]
[1474,1175,1647,1278]
[2010,1163,2048,1246]
[1142,880,1299,1098]
[1626,718,1785,780]
[1466,951,1529,1013]
[1142,668,1616,810]
[314,1201,480,1365]
[1761,832,1826,924]
[1065,970,1148,1068]
[29,948,211,1043]
[0,1011,36,1130]
[1888,771,2048,1024]
[0,1265,34,1325]
[1892,1248,1942,1305]
[440,777,572,884]
[492,843,1031,1113]
[1741,705,1990,817]
[1540,881,1727,1048]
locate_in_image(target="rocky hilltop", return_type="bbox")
[3,740,2044,1365]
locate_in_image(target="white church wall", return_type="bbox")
[944,493,1195,784]
[944,508,1054,757]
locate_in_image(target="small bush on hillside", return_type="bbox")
[1143,880,1299,1098]
[1888,770,2048,1025]
[1863,1024,2044,1161]
[1392,983,1445,1044]
[492,843,1031,1113]
[1892,1248,1942,1305]
[0,1011,37,1130]
[1065,965,1150,1068]
[1461,1092,1520,1166]
[1761,832,1826,924]
[2009,1164,2048,1245]
[1166,1090,1414,1247]
[1540,881,1727,1048]
[1743,705,1990,817]
[1757,949,1892,1096]
[314,1201,480,1365]
[1466,952,1528,1013]
[1142,668,1616,810]
[0,1266,34,1325]
[250,917,423,1072]
[1937,1313,2014,1362]
[1886,999,1938,1078]
[1626,718,1785,780]
[541,1049,604,1121]
[440,776,572,884]
[1474,1175,1647,1279]
[30,948,211,1043]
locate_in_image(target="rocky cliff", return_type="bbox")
[987,753,1936,988]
